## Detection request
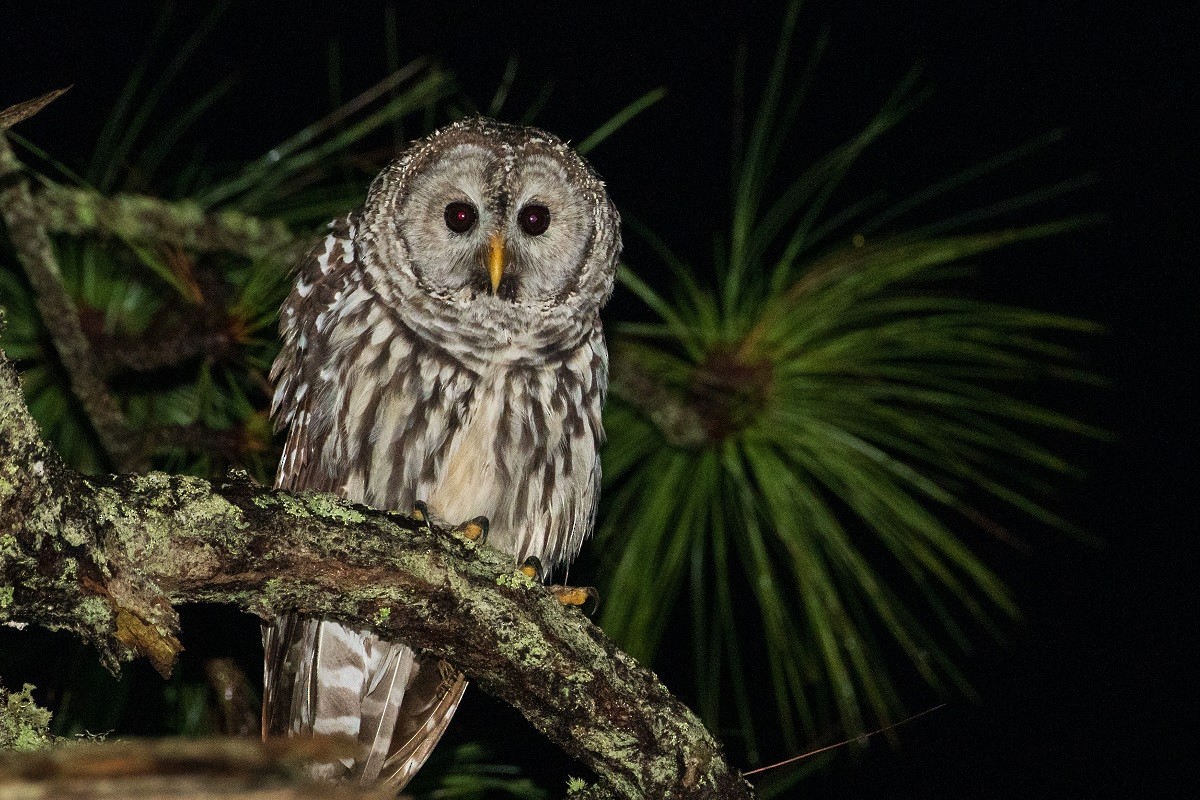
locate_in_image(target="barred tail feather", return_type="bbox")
[358,642,414,780]
[263,613,464,790]
[380,662,468,790]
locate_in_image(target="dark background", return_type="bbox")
[2,1,1194,797]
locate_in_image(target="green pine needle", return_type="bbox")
[597,1,1102,757]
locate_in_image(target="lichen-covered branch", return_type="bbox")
[26,181,309,265]
[0,134,147,473]
[0,346,753,800]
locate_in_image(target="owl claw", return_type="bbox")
[413,500,435,536]
[414,503,489,548]
[519,556,543,582]
[550,584,599,614]
[453,515,489,545]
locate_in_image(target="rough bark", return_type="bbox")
[0,345,753,800]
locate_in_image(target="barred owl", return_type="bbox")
[262,117,621,789]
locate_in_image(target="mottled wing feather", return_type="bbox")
[270,217,354,494]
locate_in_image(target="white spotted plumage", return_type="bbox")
[263,117,620,790]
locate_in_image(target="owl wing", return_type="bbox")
[264,217,468,790]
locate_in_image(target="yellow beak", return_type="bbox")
[487,232,505,293]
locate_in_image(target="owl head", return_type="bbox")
[355,118,621,359]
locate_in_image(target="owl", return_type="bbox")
[262,117,621,789]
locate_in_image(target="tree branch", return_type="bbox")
[0,342,754,800]
[26,180,308,264]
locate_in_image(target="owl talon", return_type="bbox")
[550,584,599,614]
[453,515,489,545]
[413,500,435,536]
[519,556,544,582]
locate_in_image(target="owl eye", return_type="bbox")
[444,202,477,234]
[517,204,551,236]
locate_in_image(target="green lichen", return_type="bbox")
[0,585,12,609]
[60,557,78,582]
[173,491,251,546]
[567,668,594,684]
[263,577,285,604]
[374,606,392,625]
[0,683,54,751]
[261,491,309,519]
[303,493,366,525]
[76,596,113,628]
[60,521,89,548]
[496,571,536,590]
[250,493,278,511]
[138,472,175,506]
[566,776,588,793]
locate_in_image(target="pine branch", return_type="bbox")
[0,342,754,800]
[26,180,307,264]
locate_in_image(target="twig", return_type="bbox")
[742,704,947,776]
[0,87,72,131]
[607,344,710,449]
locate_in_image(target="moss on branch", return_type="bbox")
[0,684,54,752]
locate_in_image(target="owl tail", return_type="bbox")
[262,613,467,789]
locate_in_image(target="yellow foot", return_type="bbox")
[550,585,599,613]
[519,556,543,581]
[517,556,598,611]
[453,515,489,544]
[414,502,489,546]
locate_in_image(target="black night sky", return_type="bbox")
[1,2,1194,797]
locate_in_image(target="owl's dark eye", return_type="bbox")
[517,204,551,236]
[444,202,477,233]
